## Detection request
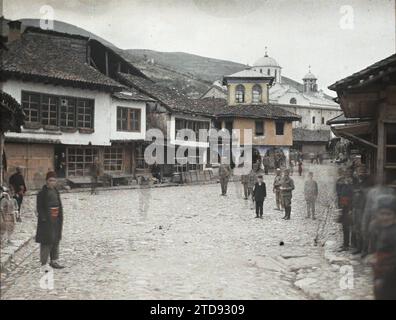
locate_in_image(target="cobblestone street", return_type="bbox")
[1,164,373,300]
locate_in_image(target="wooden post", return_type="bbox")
[377,119,385,184]
[0,132,4,186]
[105,51,109,76]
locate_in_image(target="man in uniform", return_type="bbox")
[219,158,232,196]
[304,172,318,219]
[273,168,283,211]
[241,169,255,201]
[280,169,295,220]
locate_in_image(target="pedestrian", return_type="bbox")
[151,162,162,183]
[8,166,26,222]
[304,172,318,219]
[289,159,294,176]
[350,165,372,255]
[241,173,249,200]
[298,161,303,176]
[263,155,270,175]
[336,168,354,252]
[36,171,64,269]
[253,175,266,219]
[280,169,295,220]
[369,194,396,300]
[89,157,101,195]
[0,186,18,245]
[219,158,232,196]
[273,168,283,211]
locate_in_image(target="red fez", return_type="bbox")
[46,171,57,181]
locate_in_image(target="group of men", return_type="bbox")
[335,164,396,299]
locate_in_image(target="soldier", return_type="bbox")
[219,158,232,196]
[304,172,318,219]
[241,169,255,201]
[336,167,355,251]
[351,165,372,255]
[280,169,295,220]
[369,193,396,300]
[273,168,283,211]
[253,175,267,219]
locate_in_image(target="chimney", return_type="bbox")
[7,20,22,43]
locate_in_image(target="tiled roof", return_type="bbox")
[214,103,301,121]
[329,53,396,91]
[112,89,154,102]
[0,90,25,132]
[1,29,126,92]
[293,128,330,142]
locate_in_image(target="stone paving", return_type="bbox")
[0,163,373,300]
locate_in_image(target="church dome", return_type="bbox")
[253,54,280,68]
[303,71,317,80]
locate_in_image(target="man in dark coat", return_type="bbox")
[253,175,266,218]
[219,158,232,196]
[89,157,101,195]
[9,166,26,222]
[36,171,64,269]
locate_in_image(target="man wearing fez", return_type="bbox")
[36,171,64,269]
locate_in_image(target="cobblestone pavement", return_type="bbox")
[0,164,373,300]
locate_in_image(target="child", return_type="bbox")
[253,175,267,219]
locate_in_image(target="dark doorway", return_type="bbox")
[54,145,67,178]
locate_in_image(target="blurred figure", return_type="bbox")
[369,193,396,300]
[289,159,294,176]
[219,158,232,196]
[298,160,303,176]
[0,186,18,244]
[280,169,295,220]
[89,157,101,195]
[9,166,26,222]
[253,175,266,219]
[273,168,283,211]
[351,165,372,255]
[336,167,354,251]
[241,169,255,201]
[151,162,162,183]
[304,172,318,220]
[263,155,270,175]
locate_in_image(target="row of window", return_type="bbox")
[22,91,94,129]
[175,118,210,139]
[67,147,124,176]
[255,121,284,136]
[312,116,326,125]
[235,84,263,103]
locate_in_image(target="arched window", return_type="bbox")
[252,84,262,103]
[289,98,297,104]
[235,84,245,103]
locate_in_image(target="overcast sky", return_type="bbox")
[3,0,396,94]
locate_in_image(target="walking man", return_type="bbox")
[298,161,303,176]
[263,155,270,175]
[273,168,283,210]
[219,158,232,196]
[36,171,64,269]
[241,170,255,200]
[304,172,318,219]
[253,175,266,219]
[280,169,295,220]
[9,166,26,222]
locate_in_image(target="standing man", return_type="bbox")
[304,172,318,219]
[9,166,26,222]
[219,158,232,196]
[336,168,354,251]
[90,157,101,195]
[273,168,283,211]
[253,175,266,219]
[263,155,270,175]
[36,171,64,269]
[280,169,295,220]
[298,161,303,176]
